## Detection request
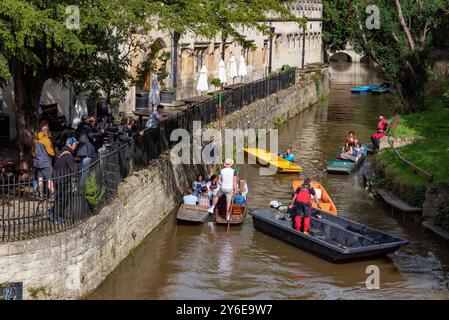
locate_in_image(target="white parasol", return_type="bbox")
[238,55,248,80]
[229,55,238,83]
[218,59,227,85]
[196,65,209,93]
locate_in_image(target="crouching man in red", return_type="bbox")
[371,114,389,150]
[288,178,321,235]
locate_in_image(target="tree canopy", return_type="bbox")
[0,0,304,168]
[323,0,449,111]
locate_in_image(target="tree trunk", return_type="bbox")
[12,59,45,171]
[395,82,416,112]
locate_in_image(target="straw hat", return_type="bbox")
[224,158,234,167]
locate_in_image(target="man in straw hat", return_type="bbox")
[207,159,238,221]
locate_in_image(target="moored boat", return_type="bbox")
[243,148,303,174]
[177,204,209,223]
[250,209,409,262]
[291,180,338,215]
[326,145,368,174]
[371,87,391,94]
[351,85,381,93]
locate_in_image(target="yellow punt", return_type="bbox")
[292,180,338,215]
[243,148,303,173]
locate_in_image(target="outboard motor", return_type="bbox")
[269,200,289,220]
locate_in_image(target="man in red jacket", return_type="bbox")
[288,178,321,235]
[371,114,389,150]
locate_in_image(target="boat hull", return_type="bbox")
[251,209,409,262]
[326,146,368,174]
[215,204,247,225]
[177,204,209,223]
[351,85,381,93]
[244,148,303,174]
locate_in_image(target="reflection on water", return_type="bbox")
[90,63,449,300]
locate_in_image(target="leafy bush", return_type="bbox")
[211,78,222,88]
[435,200,449,230]
[281,64,291,72]
[85,173,105,208]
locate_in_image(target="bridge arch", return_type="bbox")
[329,52,353,63]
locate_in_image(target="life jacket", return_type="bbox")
[295,186,312,205]
[377,119,389,132]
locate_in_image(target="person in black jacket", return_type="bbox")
[49,137,79,224]
[75,116,105,186]
[116,117,144,179]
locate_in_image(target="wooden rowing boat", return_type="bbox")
[243,148,303,174]
[177,204,209,223]
[250,209,409,262]
[214,195,247,225]
[326,145,368,174]
[291,180,338,215]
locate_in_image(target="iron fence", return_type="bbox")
[0,69,296,241]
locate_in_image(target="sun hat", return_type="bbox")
[224,158,234,167]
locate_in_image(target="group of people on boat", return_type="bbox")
[183,159,248,220]
[339,131,366,162]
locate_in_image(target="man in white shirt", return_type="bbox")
[146,105,169,129]
[207,159,238,221]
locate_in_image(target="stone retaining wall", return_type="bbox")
[0,67,330,300]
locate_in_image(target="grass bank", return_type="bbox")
[374,99,449,207]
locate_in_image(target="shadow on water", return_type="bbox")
[90,62,449,300]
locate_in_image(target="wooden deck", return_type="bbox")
[375,188,421,213]
[422,221,449,242]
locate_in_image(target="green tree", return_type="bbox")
[0,0,303,170]
[347,0,449,111]
[322,0,352,58]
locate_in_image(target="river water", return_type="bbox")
[90,62,449,300]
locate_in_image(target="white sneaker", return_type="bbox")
[207,206,215,214]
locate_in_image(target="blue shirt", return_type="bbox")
[280,153,295,162]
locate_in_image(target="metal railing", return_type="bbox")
[0,69,296,241]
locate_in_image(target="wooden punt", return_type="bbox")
[177,204,209,223]
[351,85,381,93]
[243,148,303,174]
[326,145,368,174]
[291,180,338,215]
[214,195,247,225]
[251,209,409,262]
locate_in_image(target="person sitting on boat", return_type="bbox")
[353,142,366,162]
[288,178,321,235]
[339,143,356,161]
[206,174,220,201]
[278,148,295,162]
[192,173,207,196]
[239,178,249,200]
[197,186,211,208]
[207,159,238,221]
[346,131,357,147]
[183,188,198,205]
[371,114,389,150]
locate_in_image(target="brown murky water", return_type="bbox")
[90,62,449,300]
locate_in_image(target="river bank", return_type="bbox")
[371,94,449,236]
